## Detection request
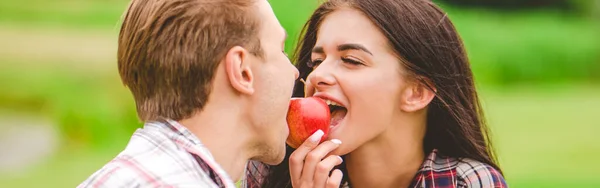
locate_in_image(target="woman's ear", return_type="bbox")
[399,78,436,112]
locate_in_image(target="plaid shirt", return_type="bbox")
[408,149,507,188]
[242,149,507,188]
[78,119,237,188]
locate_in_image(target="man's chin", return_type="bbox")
[261,158,284,166]
[270,152,287,165]
[250,144,286,165]
[264,149,286,165]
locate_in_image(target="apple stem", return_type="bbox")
[299,78,306,85]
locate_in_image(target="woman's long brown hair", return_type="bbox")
[261,0,502,187]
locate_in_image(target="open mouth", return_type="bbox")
[323,100,347,129]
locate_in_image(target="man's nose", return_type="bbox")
[292,64,299,80]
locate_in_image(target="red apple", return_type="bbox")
[286,97,331,149]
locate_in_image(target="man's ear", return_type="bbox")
[399,79,436,112]
[224,46,254,95]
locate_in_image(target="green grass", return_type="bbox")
[0,147,125,187]
[0,0,127,29]
[1,87,598,187]
[0,61,140,149]
[480,86,600,187]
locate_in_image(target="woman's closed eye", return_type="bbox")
[341,56,364,66]
[308,59,323,68]
[309,57,364,68]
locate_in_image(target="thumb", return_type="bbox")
[300,129,324,149]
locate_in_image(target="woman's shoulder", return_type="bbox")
[452,157,507,187]
[416,149,507,187]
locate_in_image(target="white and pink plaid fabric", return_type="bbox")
[78,119,236,188]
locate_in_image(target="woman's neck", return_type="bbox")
[345,120,426,188]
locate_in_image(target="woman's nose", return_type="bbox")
[306,59,337,91]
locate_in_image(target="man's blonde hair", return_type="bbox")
[118,0,263,121]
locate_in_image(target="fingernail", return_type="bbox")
[309,129,324,143]
[330,139,342,145]
[337,156,343,162]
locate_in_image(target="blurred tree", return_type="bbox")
[434,0,573,11]
[572,0,600,20]
[595,0,600,20]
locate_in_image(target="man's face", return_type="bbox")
[248,0,299,165]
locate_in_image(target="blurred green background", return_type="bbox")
[0,0,598,187]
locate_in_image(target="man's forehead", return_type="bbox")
[254,1,286,36]
[255,0,273,13]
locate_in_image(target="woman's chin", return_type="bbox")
[327,119,353,156]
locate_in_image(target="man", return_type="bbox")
[78,0,298,187]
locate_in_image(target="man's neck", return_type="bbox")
[346,119,426,188]
[179,103,253,182]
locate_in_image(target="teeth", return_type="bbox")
[324,100,340,107]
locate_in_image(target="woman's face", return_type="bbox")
[304,8,411,155]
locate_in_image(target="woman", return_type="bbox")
[244,0,507,187]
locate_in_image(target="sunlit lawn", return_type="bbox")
[0,86,598,188]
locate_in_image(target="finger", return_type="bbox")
[326,169,344,188]
[300,139,342,185]
[313,155,343,188]
[289,130,325,185]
